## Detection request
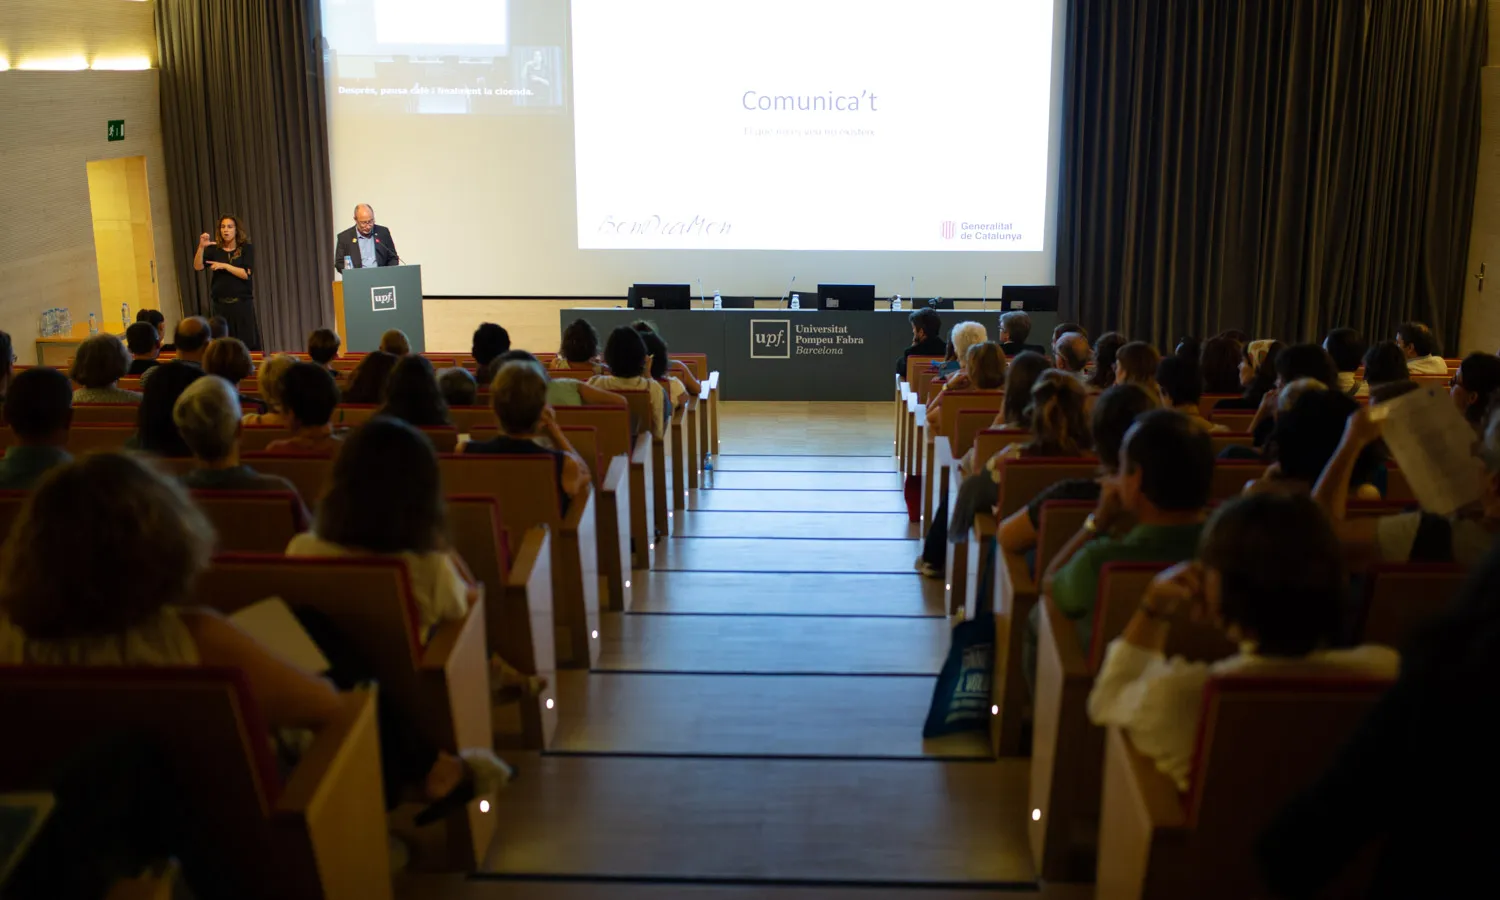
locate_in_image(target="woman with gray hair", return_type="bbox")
[174,375,306,511]
[242,353,297,427]
[71,333,143,404]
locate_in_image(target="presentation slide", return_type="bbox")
[322,0,566,116]
[572,0,1054,253]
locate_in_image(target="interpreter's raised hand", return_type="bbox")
[199,232,214,249]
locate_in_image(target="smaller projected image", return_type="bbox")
[322,0,565,115]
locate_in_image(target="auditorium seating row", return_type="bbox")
[894,358,1454,897]
[0,351,720,896]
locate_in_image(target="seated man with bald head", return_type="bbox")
[140,316,210,387]
[335,203,399,271]
[1054,331,1092,377]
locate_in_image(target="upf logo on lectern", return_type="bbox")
[750,320,791,359]
[371,286,397,312]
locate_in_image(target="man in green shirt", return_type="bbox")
[0,367,73,490]
[1026,409,1214,688]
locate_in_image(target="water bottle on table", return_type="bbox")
[712,289,722,310]
[344,255,354,273]
[790,293,800,310]
[892,294,903,311]
[88,313,98,335]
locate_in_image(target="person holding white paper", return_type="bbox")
[1314,404,1500,566]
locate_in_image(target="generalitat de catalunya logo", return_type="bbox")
[371,285,397,312]
[750,320,791,359]
[940,221,956,240]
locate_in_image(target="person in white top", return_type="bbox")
[590,325,668,438]
[1395,321,1449,375]
[1088,492,1399,792]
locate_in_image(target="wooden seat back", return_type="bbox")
[67,425,136,454]
[955,411,1001,457]
[1198,394,1240,417]
[333,404,377,427]
[422,427,461,453]
[191,490,309,553]
[559,425,601,483]
[240,453,336,508]
[439,455,563,555]
[616,389,658,437]
[995,457,1098,518]
[448,406,494,434]
[912,369,942,403]
[1385,464,1413,503]
[1035,500,1095,576]
[0,667,391,898]
[972,428,1031,469]
[1212,411,1255,433]
[241,425,291,452]
[904,355,943,386]
[72,403,141,425]
[672,352,709,381]
[936,391,1003,444]
[1210,460,1267,500]
[1209,432,1256,457]
[1358,562,1466,647]
[1090,562,1237,670]
[553,405,632,467]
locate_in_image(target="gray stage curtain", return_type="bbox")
[156,0,333,351]
[1057,0,1486,352]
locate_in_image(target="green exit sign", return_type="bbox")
[107,120,125,141]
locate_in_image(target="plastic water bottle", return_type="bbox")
[121,302,130,330]
[712,289,722,310]
[87,312,98,335]
[790,292,801,310]
[344,255,354,273]
[892,294,903,311]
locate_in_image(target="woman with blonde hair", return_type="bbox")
[241,352,296,426]
[926,340,1007,427]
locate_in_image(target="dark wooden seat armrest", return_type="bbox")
[1039,594,1091,678]
[506,527,549,591]
[603,455,628,492]
[420,596,487,672]
[631,432,653,465]
[563,484,594,531]
[934,436,953,471]
[1000,548,1036,598]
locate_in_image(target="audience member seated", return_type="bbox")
[125,321,163,376]
[497,350,625,408]
[1395,321,1447,374]
[306,327,341,371]
[133,362,205,457]
[136,309,173,353]
[438,366,479,407]
[991,351,1050,434]
[1248,342,1339,446]
[1213,339,1282,411]
[927,341,1007,428]
[1053,331,1091,377]
[0,451,339,725]
[241,353,295,426]
[464,360,591,510]
[938,321,987,379]
[202,337,267,416]
[1156,355,1225,431]
[591,326,667,437]
[1087,332,1126,391]
[471,322,512,385]
[1323,327,1368,397]
[554,318,607,375]
[380,328,411,357]
[1199,334,1243,395]
[175,376,306,504]
[1362,340,1413,403]
[287,416,470,633]
[1031,410,1213,687]
[141,317,210,390]
[0,368,73,489]
[999,310,1046,357]
[380,355,451,427]
[71,333,143,404]
[1257,542,1500,899]
[342,350,398,405]
[1114,340,1161,393]
[265,362,344,455]
[998,383,1157,556]
[633,321,703,399]
[1053,323,1090,344]
[1316,404,1500,567]
[1087,492,1398,791]
[208,316,229,339]
[1249,385,1382,498]
[920,366,1091,579]
[896,307,947,375]
[1450,352,1500,429]
[936,340,958,377]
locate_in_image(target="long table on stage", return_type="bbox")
[561,308,1060,401]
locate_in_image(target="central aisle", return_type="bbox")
[465,403,1045,897]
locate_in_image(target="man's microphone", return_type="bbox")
[909,276,916,305]
[781,275,797,308]
[982,274,988,310]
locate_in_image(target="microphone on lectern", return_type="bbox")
[782,274,797,308]
[909,276,915,305]
[698,278,704,309]
[982,274,988,310]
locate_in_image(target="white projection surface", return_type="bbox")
[321,0,1065,297]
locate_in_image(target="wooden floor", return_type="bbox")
[403,402,1068,898]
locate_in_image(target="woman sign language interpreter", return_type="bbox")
[192,215,262,351]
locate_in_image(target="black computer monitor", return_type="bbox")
[628,283,693,310]
[816,283,877,311]
[1000,285,1059,312]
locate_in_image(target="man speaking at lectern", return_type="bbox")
[335,203,399,271]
